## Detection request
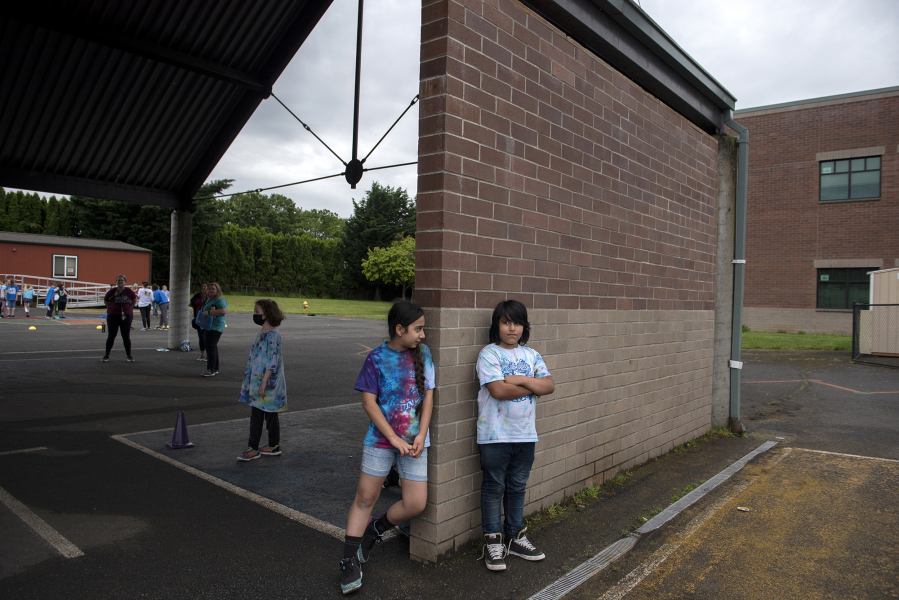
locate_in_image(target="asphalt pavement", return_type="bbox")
[1,314,897,599]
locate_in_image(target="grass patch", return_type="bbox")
[221,296,394,320]
[741,330,850,351]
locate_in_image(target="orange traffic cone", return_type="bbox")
[166,411,194,449]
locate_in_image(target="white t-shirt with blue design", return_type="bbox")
[476,344,551,444]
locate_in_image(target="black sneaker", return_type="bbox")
[101,356,109,362]
[202,370,217,377]
[507,527,545,561]
[482,533,506,571]
[339,556,362,594]
[126,356,135,362]
[357,516,389,563]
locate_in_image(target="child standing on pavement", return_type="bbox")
[477,300,554,572]
[339,300,434,595]
[22,285,34,317]
[237,299,287,462]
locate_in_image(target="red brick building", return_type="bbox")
[735,87,899,335]
[0,231,151,286]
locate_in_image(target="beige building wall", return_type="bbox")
[743,306,852,335]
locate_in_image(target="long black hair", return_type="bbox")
[489,299,530,346]
[388,300,426,398]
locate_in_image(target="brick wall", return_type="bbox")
[413,0,720,562]
[736,93,899,312]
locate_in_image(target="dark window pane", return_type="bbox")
[53,256,64,277]
[851,158,866,171]
[850,171,880,198]
[866,156,881,170]
[821,173,849,200]
[835,160,849,173]
[820,161,834,174]
[818,283,846,308]
[848,282,869,306]
[848,268,872,282]
[819,268,845,282]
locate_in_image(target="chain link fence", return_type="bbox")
[852,303,899,368]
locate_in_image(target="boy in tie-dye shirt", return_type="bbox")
[476,300,554,572]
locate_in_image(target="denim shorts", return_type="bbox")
[361,445,428,482]
[5,300,15,308]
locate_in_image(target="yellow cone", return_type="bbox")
[96,325,103,329]
[29,326,36,330]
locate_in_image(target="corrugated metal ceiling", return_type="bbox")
[0,0,333,209]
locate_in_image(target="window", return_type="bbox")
[816,268,870,309]
[52,255,78,279]
[820,156,880,201]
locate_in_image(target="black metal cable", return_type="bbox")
[362,161,417,173]
[196,172,347,200]
[271,93,347,166]
[361,95,419,164]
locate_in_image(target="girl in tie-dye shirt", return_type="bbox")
[338,301,434,594]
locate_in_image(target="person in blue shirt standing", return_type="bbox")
[3,278,18,318]
[22,285,35,317]
[44,283,57,318]
[152,284,169,330]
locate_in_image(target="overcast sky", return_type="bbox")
[11,0,899,216]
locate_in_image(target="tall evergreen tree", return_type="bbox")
[342,182,416,293]
[43,196,60,235]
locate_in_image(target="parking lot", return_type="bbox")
[1,315,897,599]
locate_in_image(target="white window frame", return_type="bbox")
[52,254,78,279]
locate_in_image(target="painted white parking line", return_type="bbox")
[0,486,84,558]
[0,348,160,355]
[111,435,347,541]
[795,447,899,463]
[0,447,47,456]
[112,402,399,544]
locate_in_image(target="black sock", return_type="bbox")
[375,513,396,532]
[343,535,363,560]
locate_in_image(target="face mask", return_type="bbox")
[253,314,266,326]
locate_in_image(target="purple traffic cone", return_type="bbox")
[167,411,195,449]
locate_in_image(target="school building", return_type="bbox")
[0,231,152,287]
[734,86,899,335]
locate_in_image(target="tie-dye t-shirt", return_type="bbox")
[476,344,551,444]
[355,343,435,449]
[238,330,287,412]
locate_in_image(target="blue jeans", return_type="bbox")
[479,442,535,538]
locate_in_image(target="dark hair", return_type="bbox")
[142,281,149,287]
[151,283,158,291]
[387,300,426,399]
[255,299,285,327]
[489,300,531,346]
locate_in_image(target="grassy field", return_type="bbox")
[223,295,394,320]
[741,330,851,351]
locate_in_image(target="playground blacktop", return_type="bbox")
[0,311,897,599]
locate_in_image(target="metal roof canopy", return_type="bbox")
[522,0,736,134]
[0,0,333,211]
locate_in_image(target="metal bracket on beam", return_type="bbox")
[729,360,743,369]
[732,259,746,264]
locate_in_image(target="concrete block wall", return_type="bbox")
[412,0,720,562]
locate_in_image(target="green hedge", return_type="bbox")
[192,224,345,297]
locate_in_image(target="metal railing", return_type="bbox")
[852,302,899,369]
[7,274,111,308]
